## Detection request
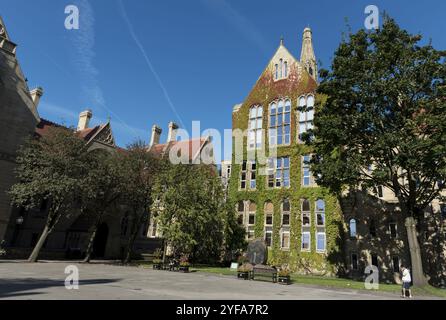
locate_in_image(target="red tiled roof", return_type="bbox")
[35,118,104,143]
[149,138,209,162]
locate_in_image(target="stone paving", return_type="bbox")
[0,261,437,300]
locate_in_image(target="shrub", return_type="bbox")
[237,263,253,273]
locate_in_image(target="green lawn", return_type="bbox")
[188,266,446,298]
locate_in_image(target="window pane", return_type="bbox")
[299,97,306,107]
[283,157,290,168]
[257,106,263,118]
[266,214,273,225]
[307,95,315,107]
[283,200,290,212]
[302,233,310,250]
[350,219,357,237]
[307,109,314,121]
[285,100,291,112]
[271,103,276,114]
[270,115,276,127]
[316,200,325,212]
[284,113,290,124]
[282,214,290,225]
[317,233,326,251]
[302,200,310,212]
[250,107,257,119]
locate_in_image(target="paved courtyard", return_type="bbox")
[0,261,431,300]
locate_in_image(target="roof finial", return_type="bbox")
[280,35,284,46]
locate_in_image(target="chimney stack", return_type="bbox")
[29,87,44,110]
[77,110,93,131]
[167,122,179,143]
[150,125,162,146]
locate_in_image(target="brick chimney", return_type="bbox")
[150,125,162,146]
[167,122,179,143]
[77,110,93,131]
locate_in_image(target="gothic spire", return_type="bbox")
[300,27,317,82]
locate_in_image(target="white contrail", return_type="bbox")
[69,0,145,141]
[117,0,185,129]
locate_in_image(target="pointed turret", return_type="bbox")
[300,27,317,82]
[0,16,17,55]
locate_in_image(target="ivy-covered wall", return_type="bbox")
[228,47,344,275]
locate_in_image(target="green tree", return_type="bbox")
[80,149,122,263]
[9,126,92,262]
[119,141,162,264]
[155,163,241,264]
[307,18,446,286]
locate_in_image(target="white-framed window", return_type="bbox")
[315,199,325,227]
[349,219,357,238]
[302,199,311,226]
[301,231,311,251]
[248,105,263,150]
[269,99,291,146]
[298,95,315,142]
[281,231,290,249]
[302,155,314,187]
[316,232,326,252]
[267,157,290,188]
[240,161,256,190]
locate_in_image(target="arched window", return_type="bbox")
[274,59,289,80]
[275,64,278,80]
[349,219,357,238]
[302,199,311,226]
[237,201,244,225]
[284,61,288,77]
[269,99,291,146]
[298,95,315,142]
[248,105,263,150]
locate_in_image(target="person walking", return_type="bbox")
[401,266,413,298]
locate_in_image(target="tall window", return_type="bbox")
[316,232,326,252]
[282,199,291,226]
[274,59,288,80]
[315,199,325,226]
[369,219,377,238]
[264,202,274,247]
[281,231,290,249]
[349,219,357,238]
[301,232,311,251]
[302,155,313,187]
[240,161,256,190]
[247,202,256,239]
[298,95,315,142]
[269,99,291,146]
[302,199,311,226]
[248,105,263,150]
[267,157,290,188]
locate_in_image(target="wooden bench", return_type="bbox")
[252,265,277,283]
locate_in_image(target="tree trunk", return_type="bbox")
[405,217,428,286]
[123,229,138,264]
[28,225,51,263]
[83,221,100,263]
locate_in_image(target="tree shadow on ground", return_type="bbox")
[0,278,121,299]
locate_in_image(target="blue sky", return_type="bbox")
[1,0,445,161]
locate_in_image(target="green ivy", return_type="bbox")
[228,60,343,275]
